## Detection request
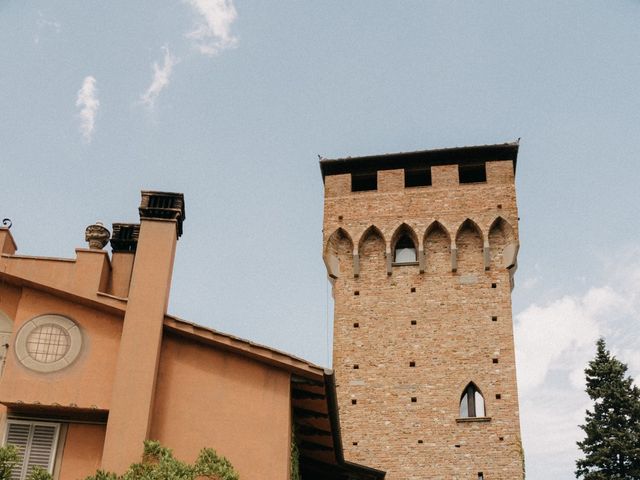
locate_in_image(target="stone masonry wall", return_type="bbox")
[323,160,524,480]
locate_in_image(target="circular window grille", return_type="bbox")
[26,324,71,363]
[15,315,82,373]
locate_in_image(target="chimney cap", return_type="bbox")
[110,223,140,252]
[138,191,186,238]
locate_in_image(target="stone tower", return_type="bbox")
[321,143,524,480]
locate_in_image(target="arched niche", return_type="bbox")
[424,222,451,274]
[489,217,517,270]
[390,223,419,265]
[455,219,484,273]
[323,228,354,279]
[357,225,386,277]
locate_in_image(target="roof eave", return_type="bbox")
[319,141,520,180]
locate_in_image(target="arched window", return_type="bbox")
[394,234,416,263]
[459,383,485,418]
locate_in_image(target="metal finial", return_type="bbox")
[1,218,12,229]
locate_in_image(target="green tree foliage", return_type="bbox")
[576,338,640,479]
[0,446,53,480]
[85,441,239,480]
[0,444,20,480]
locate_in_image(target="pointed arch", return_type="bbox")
[323,228,354,279]
[357,225,386,256]
[357,225,386,276]
[489,217,517,270]
[424,221,451,274]
[455,219,484,273]
[390,223,418,264]
[459,382,486,418]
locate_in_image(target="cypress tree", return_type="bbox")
[576,338,640,479]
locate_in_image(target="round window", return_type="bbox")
[15,315,82,372]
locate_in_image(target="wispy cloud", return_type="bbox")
[34,11,61,44]
[75,76,99,142]
[140,46,178,109]
[184,0,238,56]
[515,246,640,478]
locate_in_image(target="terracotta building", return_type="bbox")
[0,192,384,480]
[321,143,525,479]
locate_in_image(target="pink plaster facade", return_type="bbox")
[0,192,330,480]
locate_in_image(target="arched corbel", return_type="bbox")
[451,240,458,273]
[353,247,360,278]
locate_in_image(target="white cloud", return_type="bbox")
[34,11,61,44]
[184,0,238,56]
[515,247,640,479]
[75,76,99,143]
[140,47,178,109]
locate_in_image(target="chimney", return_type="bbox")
[108,223,140,297]
[101,191,185,472]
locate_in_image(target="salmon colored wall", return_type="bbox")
[150,333,292,480]
[0,284,23,441]
[58,423,105,480]
[0,288,122,410]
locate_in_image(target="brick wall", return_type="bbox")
[323,160,524,480]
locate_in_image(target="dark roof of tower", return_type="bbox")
[319,141,519,180]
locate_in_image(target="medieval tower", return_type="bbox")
[321,143,524,479]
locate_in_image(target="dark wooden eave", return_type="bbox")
[319,141,519,180]
[292,372,386,480]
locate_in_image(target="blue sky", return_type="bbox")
[1,1,639,478]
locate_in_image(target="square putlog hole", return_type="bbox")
[409,361,416,367]
[411,320,417,325]
[353,364,359,369]
[353,322,359,328]
[493,358,499,364]
[410,287,416,293]
[496,393,502,400]
[492,316,498,322]
[491,283,497,288]
[352,441,358,446]
[411,397,417,403]
[354,290,360,296]
[351,399,357,405]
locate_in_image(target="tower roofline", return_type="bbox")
[319,141,519,180]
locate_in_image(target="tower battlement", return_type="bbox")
[321,142,525,480]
